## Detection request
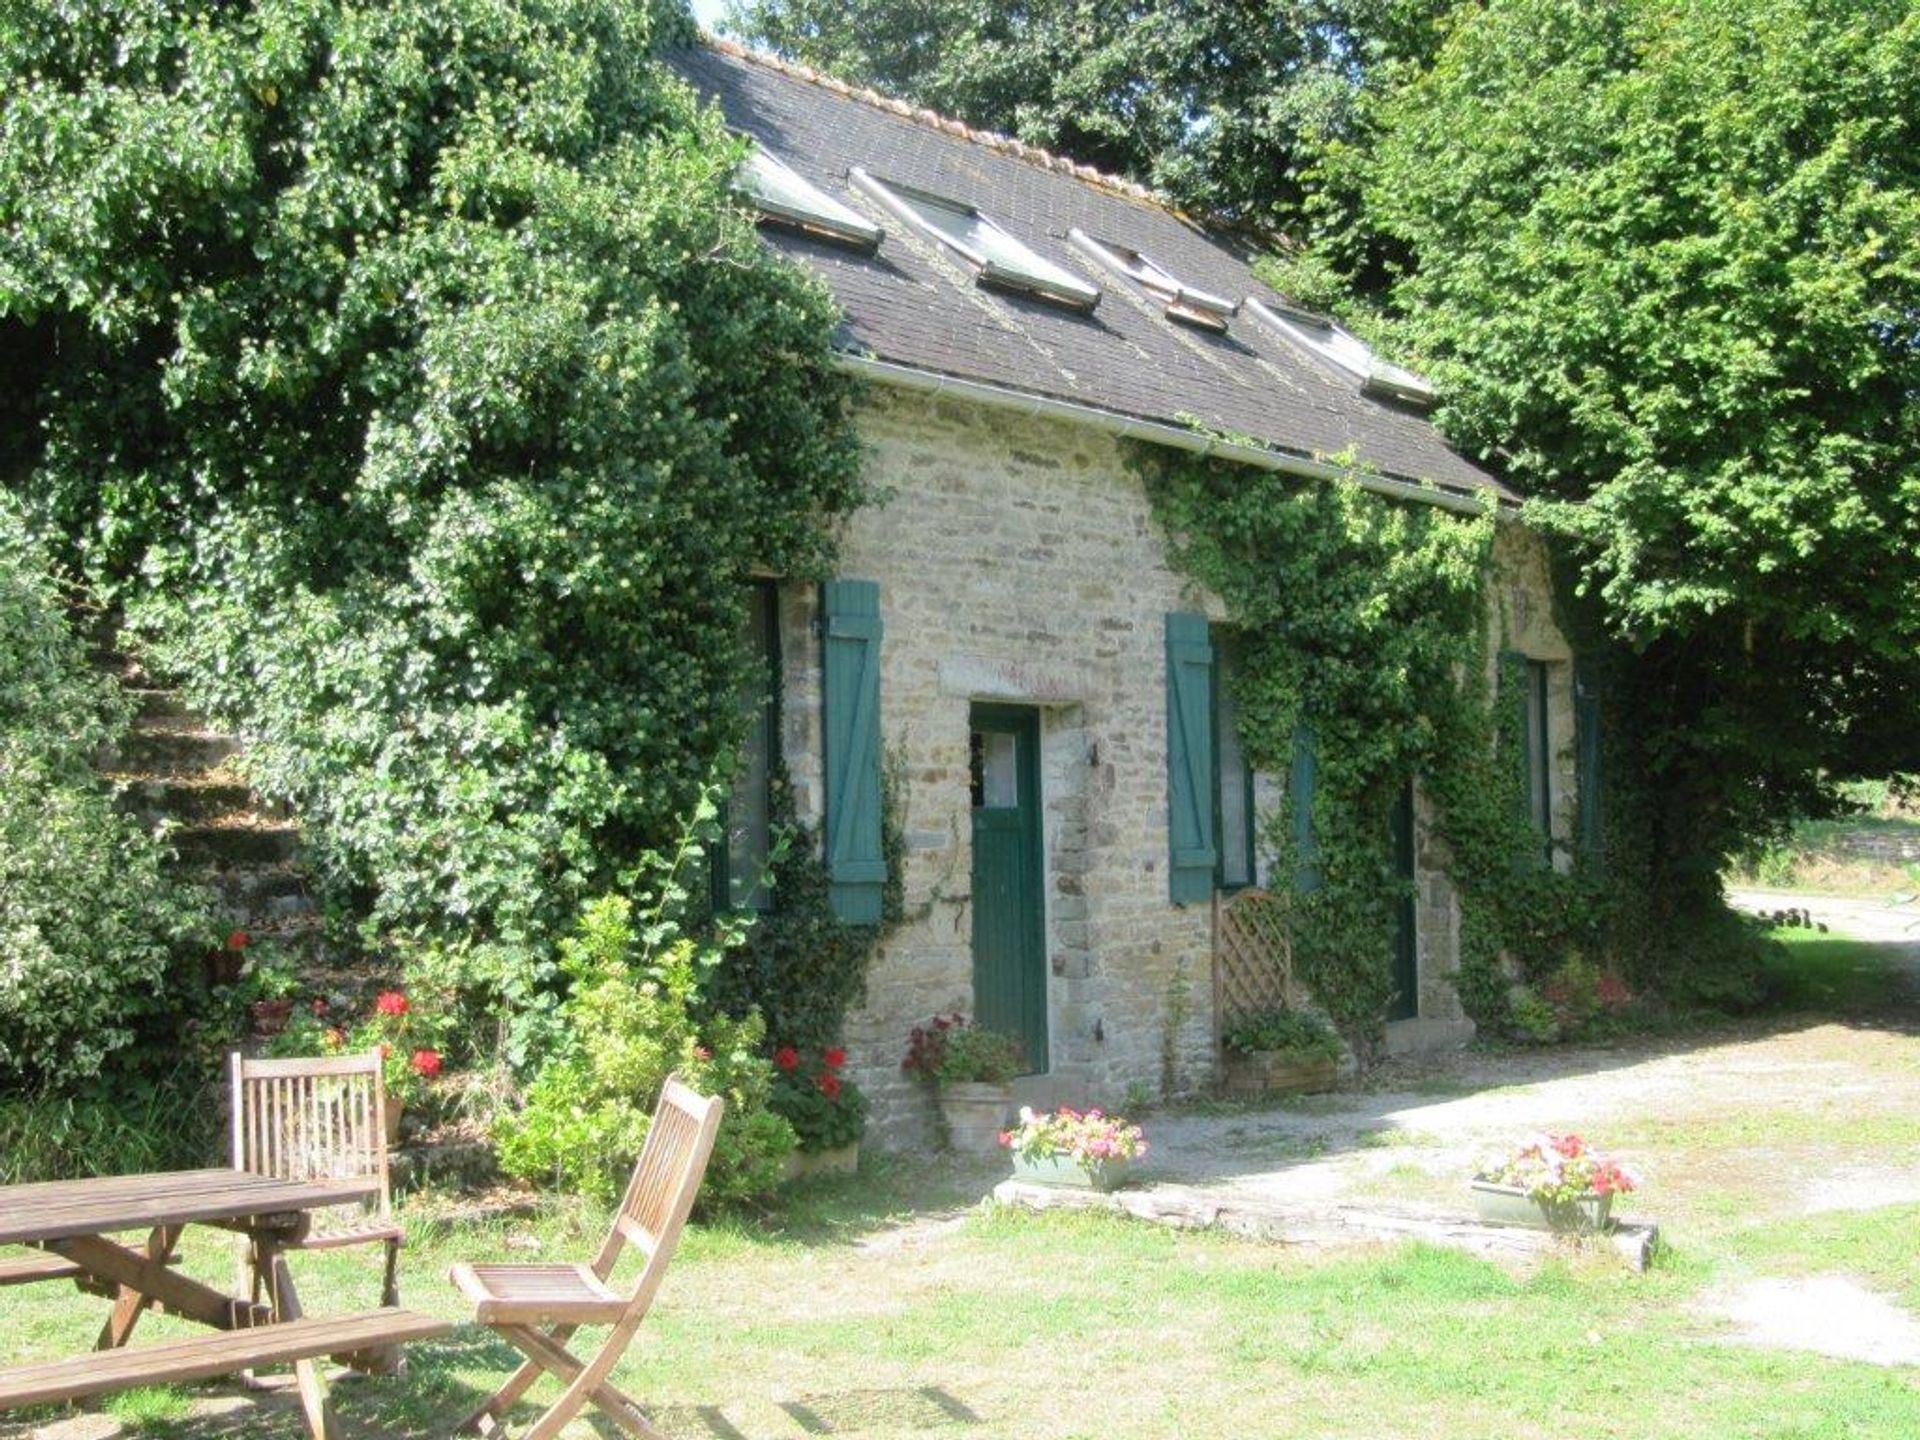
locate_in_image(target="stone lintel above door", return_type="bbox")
[939,654,1099,706]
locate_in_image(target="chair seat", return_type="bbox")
[289,1221,406,1252]
[449,1262,629,1325]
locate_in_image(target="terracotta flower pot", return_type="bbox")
[938,1082,1012,1155]
[383,1100,404,1148]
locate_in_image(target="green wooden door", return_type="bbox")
[1388,782,1419,1022]
[970,704,1047,1073]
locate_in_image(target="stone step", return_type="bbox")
[117,777,258,826]
[102,730,244,777]
[89,648,154,688]
[128,688,203,730]
[174,823,301,868]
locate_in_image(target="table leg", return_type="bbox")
[95,1226,181,1350]
[271,1254,337,1440]
[48,1232,266,1345]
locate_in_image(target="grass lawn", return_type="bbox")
[3,926,1919,1439]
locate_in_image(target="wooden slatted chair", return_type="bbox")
[449,1075,724,1440]
[228,1051,405,1310]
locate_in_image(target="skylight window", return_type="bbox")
[738,145,883,253]
[1245,296,1436,407]
[1067,230,1237,331]
[848,168,1100,312]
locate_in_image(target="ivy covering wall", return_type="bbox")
[0,0,865,987]
[1138,445,1726,1048]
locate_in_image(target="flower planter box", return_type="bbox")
[781,1142,859,1183]
[1469,1180,1614,1233]
[1220,1050,1338,1100]
[1011,1153,1132,1192]
[939,1082,1013,1155]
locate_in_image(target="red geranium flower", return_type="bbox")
[818,1072,842,1100]
[375,991,409,1017]
[774,1046,800,1072]
[823,1047,847,1071]
[410,1049,442,1079]
[225,930,250,952]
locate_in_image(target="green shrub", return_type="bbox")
[0,1071,221,1183]
[496,848,795,1206]
[0,500,209,1086]
[4,0,864,985]
[709,776,876,1054]
[1221,1010,1341,1061]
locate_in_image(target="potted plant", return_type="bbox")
[903,1013,1024,1154]
[270,990,444,1144]
[1219,1009,1341,1098]
[999,1105,1148,1191]
[238,939,300,1037]
[770,1044,868,1179]
[1470,1131,1638,1232]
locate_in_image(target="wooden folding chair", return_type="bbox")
[449,1075,725,1440]
[229,1051,405,1311]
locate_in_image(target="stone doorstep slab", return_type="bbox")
[991,1178,1660,1273]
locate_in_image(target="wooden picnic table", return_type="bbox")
[0,1168,451,1437]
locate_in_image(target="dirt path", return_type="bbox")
[1130,891,1920,1362]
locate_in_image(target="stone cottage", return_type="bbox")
[673,40,1587,1144]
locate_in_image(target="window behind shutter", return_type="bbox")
[1165,612,1216,905]
[822,579,885,923]
[1291,724,1320,892]
[1575,660,1603,869]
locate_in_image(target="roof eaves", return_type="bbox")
[834,351,1514,515]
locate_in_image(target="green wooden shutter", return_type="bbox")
[1575,660,1604,869]
[822,579,885,923]
[1165,612,1216,905]
[1291,723,1321,892]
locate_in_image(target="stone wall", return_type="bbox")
[776,386,1579,1143]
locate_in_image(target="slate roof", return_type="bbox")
[672,41,1512,502]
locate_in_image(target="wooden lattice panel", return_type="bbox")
[1212,888,1306,1035]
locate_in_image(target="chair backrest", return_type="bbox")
[228,1051,391,1220]
[590,1075,725,1328]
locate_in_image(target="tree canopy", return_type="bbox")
[723,0,1450,237]
[1368,0,1920,857]
[1,0,864,972]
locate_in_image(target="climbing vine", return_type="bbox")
[0,0,865,991]
[1137,444,1613,1049]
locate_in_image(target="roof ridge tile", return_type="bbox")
[702,34,1167,209]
